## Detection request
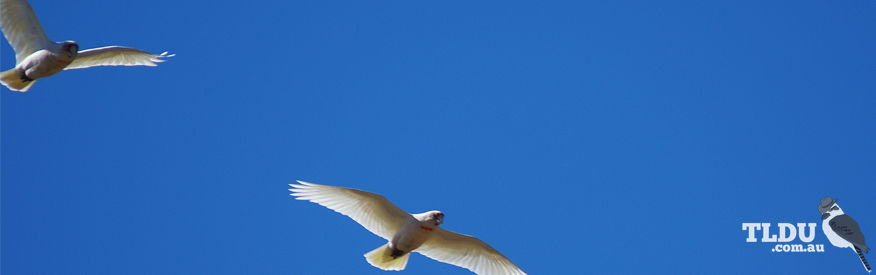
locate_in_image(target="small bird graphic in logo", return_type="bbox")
[819,196,871,272]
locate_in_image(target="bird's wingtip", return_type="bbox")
[296,180,316,186]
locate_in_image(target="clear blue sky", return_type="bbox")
[2,0,875,274]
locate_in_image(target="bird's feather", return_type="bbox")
[289,181,411,241]
[416,227,527,275]
[0,0,51,64]
[65,46,174,70]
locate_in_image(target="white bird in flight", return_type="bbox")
[0,0,173,92]
[289,180,527,275]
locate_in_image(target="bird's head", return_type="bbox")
[819,196,845,220]
[61,41,79,58]
[423,211,444,226]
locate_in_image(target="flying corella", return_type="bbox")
[0,0,173,92]
[289,180,527,275]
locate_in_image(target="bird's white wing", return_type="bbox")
[416,228,526,275]
[64,46,174,70]
[0,0,52,64]
[289,181,411,241]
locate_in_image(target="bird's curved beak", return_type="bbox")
[821,213,830,220]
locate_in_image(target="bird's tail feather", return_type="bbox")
[856,247,872,273]
[0,68,35,92]
[364,243,410,271]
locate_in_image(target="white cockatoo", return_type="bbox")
[289,181,526,275]
[0,0,173,92]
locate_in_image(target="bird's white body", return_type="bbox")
[0,0,173,92]
[364,212,441,271]
[289,181,526,275]
[393,214,438,252]
[15,45,74,79]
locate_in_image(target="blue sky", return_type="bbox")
[2,0,875,274]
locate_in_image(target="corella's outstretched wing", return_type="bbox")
[417,228,526,275]
[0,0,51,63]
[65,46,174,70]
[289,181,411,240]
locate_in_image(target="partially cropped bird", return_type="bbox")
[0,0,173,92]
[819,196,871,273]
[289,180,526,275]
